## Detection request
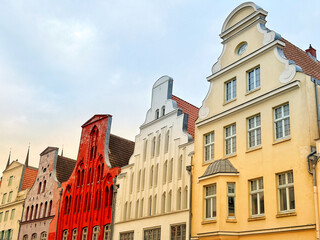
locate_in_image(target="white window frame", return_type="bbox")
[92,226,100,240]
[72,229,77,240]
[144,228,161,240]
[225,124,236,156]
[204,132,214,162]
[82,228,88,240]
[204,184,216,220]
[247,66,260,92]
[170,224,186,240]
[248,115,261,149]
[62,230,68,240]
[227,183,235,218]
[120,231,134,240]
[225,79,236,102]
[274,103,290,140]
[40,232,47,240]
[277,171,295,213]
[250,178,264,217]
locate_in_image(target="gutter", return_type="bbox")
[110,177,118,240]
[187,151,194,240]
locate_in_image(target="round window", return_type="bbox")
[236,42,247,55]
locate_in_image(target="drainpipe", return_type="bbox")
[313,78,320,137]
[110,177,118,240]
[186,151,194,240]
[17,202,25,240]
[55,189,63,240]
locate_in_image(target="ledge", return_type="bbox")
[223,98,237,106]
[248,216,265,221]
[245,87,261,96]
[226,218,237,223]
[272,137,291,146]
[201,219,217,225]
[276,211,297,218]
[246,146,262,153]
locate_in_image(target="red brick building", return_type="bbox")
[51,114,134,240]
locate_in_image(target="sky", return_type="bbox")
[1,0,320,173]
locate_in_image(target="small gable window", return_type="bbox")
[236,42,247,55]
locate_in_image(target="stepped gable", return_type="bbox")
[172,95,199,139]
[21,166,38,190]
[109,134,135,168]
[283,38,320,80]
[56,155,77,183]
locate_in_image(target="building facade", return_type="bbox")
[113,76,198,240]
[191,2,320,240]
[0,151,38,240]
[51,114,134,240]
[18,147,76,240]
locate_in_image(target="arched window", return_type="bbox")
[155,164,159,186]
[104,225,111,240]
[38,182,42,194]
[165,131,170,153]
[42,180,46,193]
[137,170,141,192]
[44,201,48,217]
[62,230,68,240]
[92,226,99,240]
[148,196,152,216]
[77,170,81,187]
[40,232,47,240]
[68,197,71,214]
[163,161,167,184]
[97,165,101,183]
[140,198,144,218]
[30,205,34,220]
[130,173,134,194]
[151,137,156,157]
[48,200,52,216]
[72,229,77,240]
[135,200,139,218]
[161,106,165,116]
[23,235,28,240]
[105,187,109,207]
[81,170,85,186]
[153,195,157,215]
[39,203,43,218]
[156,135,161,156]
[177,188,182,210]
[31,233,37,240]
[161,193,166,213]
[34,204,38,219]
[168,190,172,212]
[178,155,183,180]
[150,166,154,188]
[155,109,159,119]
[25,206,29,221]
[169,158,173,182]
[143,140,148,161]
[82,227,88,240]
[64,197,68,214]
[183,186,188,209]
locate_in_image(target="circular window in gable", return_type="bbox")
[236,42,248,55]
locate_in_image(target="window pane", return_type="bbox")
[251,193,258,215]
[212,197,216,217]
[279,188,287,211]
[289,187,295,210]
[228,196,235,216]
[259,192,264,214]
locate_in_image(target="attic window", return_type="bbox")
[236,42,247,55]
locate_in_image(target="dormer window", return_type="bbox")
[236,42,247,55]
[155,109,159,119]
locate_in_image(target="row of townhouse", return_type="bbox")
[1,2,320,240]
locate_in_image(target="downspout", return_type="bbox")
[55,189,63,240]
[110,177,118,240]
[314,78,320,137]
[186,151,194,240]
[17,202,25,240]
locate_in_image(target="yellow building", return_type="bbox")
[0,150,38,240]
[191,2,320,239]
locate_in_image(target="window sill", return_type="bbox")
[226,218,237,223]
[248,216,265,221]
[223,98,237,106]
[276,211,296,218]
[246,146,262,153]
[225,153,237,159]
[202,160,214,166]
[245,87,261,96]
[201,219,217,225]
[273,137,291,145]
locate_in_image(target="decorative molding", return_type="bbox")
[274,47,302,83]
[211,44,226,74]
[257,22,281,45]
[198,81,214,119]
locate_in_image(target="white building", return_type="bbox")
[113,76,198,240]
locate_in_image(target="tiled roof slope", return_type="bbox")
[172,95,199,139]
[21,167,38,190]
[109,134,135,168]
[283,38,320,80]
[56,156,77,183]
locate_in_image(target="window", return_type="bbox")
[120,232,134,240]
[10,209,15,220]
[72,229,77,240]
[161,106,165,116]
[135,200,139,218]
[155,109,159,119]
[153,195,157,215]
[204,132,214,162]
[5,230,12,240]
[62,230,68,240]
[8,176,13,186]
[42,180,46,193]
[148,197,152,216]
[278,171,295,212]
[225,79,236,101]
[144,228,161,240]
[236,42,247,55]
[92,226,99,240]
[161,193,166,213]
[4,211,9,221]
[32,234,37,240]
[23,235,28,240]
[104,225,110,240]
[177,188,181,210]
[165,131,169,153]
[250,178,264,217]
[225,124,236,155]
[227,183,235,218]
[38,182,42,194]
[248,115,261,148]
[274,103,290,140]
[171,224,186,240]
[2,193,7,204]
[82,228,88,240]
[8,191,12,202]
[163,161,167,184]
[150,166,154,188]
[247,66,260,91]
[169,159,173,182]
[168,191,172,212]
[41,232,47,240]
[140,198,144,218]
[205,184,216,219]
[0,212,2,222]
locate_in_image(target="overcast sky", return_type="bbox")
[1,0,319,173]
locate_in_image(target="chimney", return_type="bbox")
[306,44,317,59]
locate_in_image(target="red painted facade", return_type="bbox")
[50,114,134,240]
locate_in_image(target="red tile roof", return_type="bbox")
[172,95,199,139]
[109,134,135,168]
[21,167,38,191]
[56,156,77,183]
[283,38,320,80]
